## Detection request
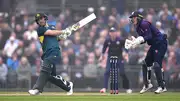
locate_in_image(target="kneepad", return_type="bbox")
[41,61,53,74]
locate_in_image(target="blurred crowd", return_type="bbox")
[0,2,179,89]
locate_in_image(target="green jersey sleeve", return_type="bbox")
[37,26,48,44]
[37,26,48,36]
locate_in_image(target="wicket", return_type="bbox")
[110,56,119,94]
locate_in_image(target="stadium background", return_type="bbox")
[0,0,179,92]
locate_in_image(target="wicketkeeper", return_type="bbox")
[125,11,167,94]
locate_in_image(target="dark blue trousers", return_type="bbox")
[143,39,167,88]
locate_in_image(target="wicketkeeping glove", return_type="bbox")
[125,39,133,50]
[131,36,145,48]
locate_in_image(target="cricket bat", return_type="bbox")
[71,13,96,31]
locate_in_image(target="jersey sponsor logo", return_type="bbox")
[39,36,44,43]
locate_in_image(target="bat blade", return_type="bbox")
[78,13,96,28]
[72,13,96,31]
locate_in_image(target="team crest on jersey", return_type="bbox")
[116,41,120,45]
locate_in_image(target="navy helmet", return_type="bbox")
[129,11,144,24]
[129,11,144,18]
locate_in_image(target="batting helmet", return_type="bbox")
[35,13,48,24]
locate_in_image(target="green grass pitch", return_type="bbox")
[0,92,180,101]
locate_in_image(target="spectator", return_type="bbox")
[74,56,83,69]
[22,30,31,47]
[9,15,16,29]
[86,39,93,52]
[158,3,172,17]
[72,33,81,55]
[24,43,39,73]
[88,31,96,43]
[23,24,38,41]
[83,52,97,78]
[98,6,108,26]
[65,8,73,24]
[0,31,4,49]
[67,48,75,65]
[175,36,180,65]
[6,53,19,71]
[121,9,130,19]
[147,8,159,25]
[156,21,165,34]
[14,24,24,39]
[146,14,153,23]
[3,35,19,57]
[16,41,25,55]
[111,7,121,23]
[94,46,101,61]
[17,56,31,88]
[166,46,180,87]
[129,25,137,37]
[61,56,69,70]
[119,18,130,38]
[55,22,62,30]
[108,15,118,28]
[59,56,70,81]
[0,56,8,87]
[22,14,30,30]
[159,5,173,29]
[47,14,56,26]
[58,13,68,29]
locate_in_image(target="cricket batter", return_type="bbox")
[125,11,167,94]
[99,27,132,94]
[28,13,76,95]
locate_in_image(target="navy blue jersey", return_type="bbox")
[136,20,165,45]
[37,25,60,59]
[102,37,125,58]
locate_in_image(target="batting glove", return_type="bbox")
[57,33,68,40]
[62,27,72,36]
